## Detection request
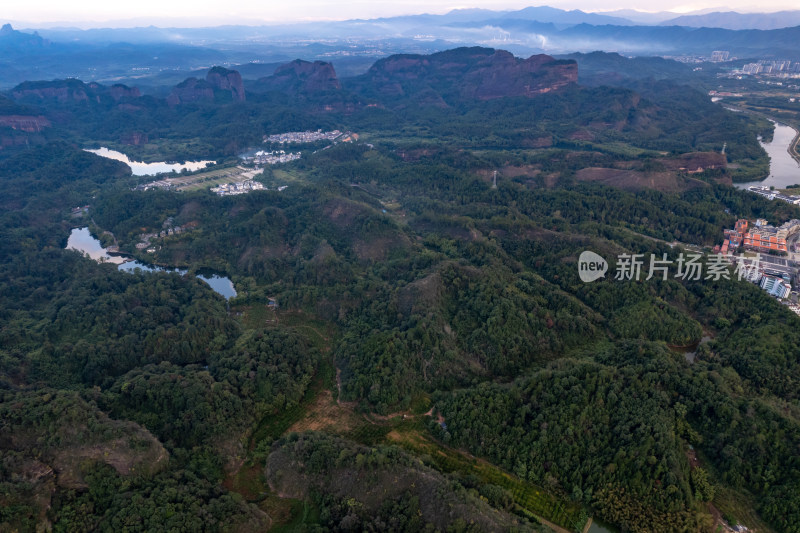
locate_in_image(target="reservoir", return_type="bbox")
[735,122,800,189]
[67,227,236,300]
[84,147,215,176]
[669,335,712,364]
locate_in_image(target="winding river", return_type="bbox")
[66,227,236,300]
[735,121,800,189]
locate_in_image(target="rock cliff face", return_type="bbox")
[206,66,245,102]
[467,52,577,99]
[167,78,214,106]
[12,80,93,103]
[109,84,141,101]
[168,67,246,105]
[353,47,577,104]
[256,60,341,95]
[10,79,142,106]
[0,115,51,132]
[120,132,149,146]
[0,23,48,49]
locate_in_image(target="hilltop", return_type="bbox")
[350,47,577,106]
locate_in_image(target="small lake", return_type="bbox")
[85,147,215,176]
[735,122,800,189]
[670,335,712,364]
[66,227,128,264]
[67,227,236,300]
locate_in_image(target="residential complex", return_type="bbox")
[716,218,800,299]
[727,59,800,80]
[740,60,800,76]
[761,275,792,298]
[737,218,800,254]
[743,228,788,253]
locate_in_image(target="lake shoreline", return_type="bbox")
[66,227,237,300]
[84,147,215,176]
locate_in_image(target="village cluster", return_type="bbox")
[135,217,194,253]
[210,180,265,196]
[245,150,302,165]
[263,129,344,144]
[210,181,288,196]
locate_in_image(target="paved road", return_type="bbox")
[761,255,790,267]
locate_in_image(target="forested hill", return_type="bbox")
[1,45,800,533]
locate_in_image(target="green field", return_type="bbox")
[170,166,259,191]
[269,168,308,186]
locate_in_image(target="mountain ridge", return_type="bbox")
[349,47,577,105]
[168,66,245,105]
[661,10,800,30]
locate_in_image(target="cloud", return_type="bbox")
[6,0,799,26]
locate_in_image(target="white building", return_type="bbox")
[760,275,791,299]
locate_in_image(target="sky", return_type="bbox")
[4,0,799,27]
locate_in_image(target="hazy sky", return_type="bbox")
[5,0,798,26]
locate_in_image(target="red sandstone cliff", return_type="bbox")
[168,67,246,105]
[206,67,245,102]
[256,60,341,95]
[0,115,51,132]
[353,47,577,104]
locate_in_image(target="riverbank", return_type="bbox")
[791,126,800,163]
[724,104,800,166]
[730,118,800,190]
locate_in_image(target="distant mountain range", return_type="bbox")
[14,6,800,35]
[4,47,577,107]
[2,5,800,89]
[0,47,582,148]
[660,10,800,30]
[0,23,48,51]
[386,6,634,27]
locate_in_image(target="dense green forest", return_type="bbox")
[2,49,800,532]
